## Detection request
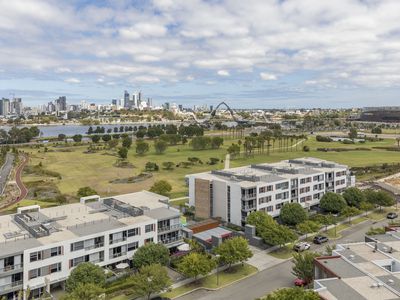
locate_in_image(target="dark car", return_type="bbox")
[387,212,398,219]
[313,235,329,244]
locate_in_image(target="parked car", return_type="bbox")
[293,242,311,252]
[294,278,307,287]
[387,212,398,219]
[313,235,329,244]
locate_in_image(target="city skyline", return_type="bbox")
[1,1,400,108]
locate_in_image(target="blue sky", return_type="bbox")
[1,0,400,108]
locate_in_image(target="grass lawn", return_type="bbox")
[1,199,59,214]
[350,216,368,225]
[169,198,189,207]
[14,136,400,206]
[161,264,257,299]
[268,244,295,259]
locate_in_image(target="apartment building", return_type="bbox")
[0,191,182,299]
[187,157,354,226]
[314,232,400,299]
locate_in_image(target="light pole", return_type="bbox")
[215,254,221,286]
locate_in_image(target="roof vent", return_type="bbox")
[388,279,394,284]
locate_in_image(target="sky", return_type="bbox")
[1,0,400,108]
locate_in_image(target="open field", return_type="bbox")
[13,136,400,207]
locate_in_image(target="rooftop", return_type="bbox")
[189,157,348,186]
[0,191,174,257]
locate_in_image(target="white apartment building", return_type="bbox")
[0,191,182,299]
[187,157,355,227]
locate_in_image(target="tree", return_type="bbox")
[72,134,82,143]
[341,206,360,223]
[292,252,320,286]
[136,140,149,155]
[213,237,253,269]
[371,127,382,134]
[348,127,358,139]
[365,189,395,211]
[262,224,297,248]
[132,243,170,269]
[178,252,216,280]
[311,214,334,232]
[210,136,224,149]
[58,133,66,141]
[154,140,168,154]
[145,162,159,172]
[343,187,365,208]
[262,287,320,300]
[162,161,175,170]
[360,201,374,216]
[319,192,347,213]
[108,139,119,149]
[91,135,100,143]
[227,143,241,159]
[130,264,172,300]
[61,283,104,300]
[118,147,128,159]
[246,211,276,236]
[190,136,211,150]
[149,180,172,196]
[296,220,320,238]
[280,203,307,226]
[122,137,132,148]
[102,134,111,142]
[77,186,98,198]
[303,145,310,152]
[66,263,105,292]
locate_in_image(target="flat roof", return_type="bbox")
[0,190,173,253]
[193,227,232,242]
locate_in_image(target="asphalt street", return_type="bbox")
[176,217,391,300]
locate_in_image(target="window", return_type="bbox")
[259,196,272,205]
[127,228,140,237]
[144,238,154,244]
[259,186,273,193]
[275,182,289,190]
[50,263,61,274]
[145,224,155,233]
[71,241,84,252]
[29,268,41,279]
[275,203,283,210]
[30,251,42,262]
[127,242,139,252]
[266,206,273,212]
[50,247,62,257]
[267,185,273,192]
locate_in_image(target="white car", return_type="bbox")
[293,242,311,252]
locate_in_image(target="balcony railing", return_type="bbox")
[0,264,23,273]
[109,237,127,245]
[241,205,256,211]
[85,242,104,250]
[110,252,127,259]
[0,280,23,292]
[160,236,182,245]
[241,194,257,200]
[158,224,182,233]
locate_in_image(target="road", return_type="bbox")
[176,217,390,300]
[0,153,14,195]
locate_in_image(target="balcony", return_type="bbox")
[241,194,256,201]
[0,280,23,292]
[160,236,183,245]
[0,264,23,274]
[110,252,127,259]
[85,242,104,250]
[109,237,127,245]
[241,205,256,211]
[158,224,182,233]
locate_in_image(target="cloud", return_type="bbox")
[260,72,277,81]
[64,78,80,84]
[217,70,230,76]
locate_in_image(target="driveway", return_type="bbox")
[247,245,286,271]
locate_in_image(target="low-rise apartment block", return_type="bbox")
[314,231,400,299]
[0,191,182,299]
[187,157,354,226]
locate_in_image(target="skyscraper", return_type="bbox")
[55,96,67,111]
[124,90,130,108]
[0,98,10,116]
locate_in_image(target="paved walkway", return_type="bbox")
[0,153,14,195]
[246,245,285,271]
